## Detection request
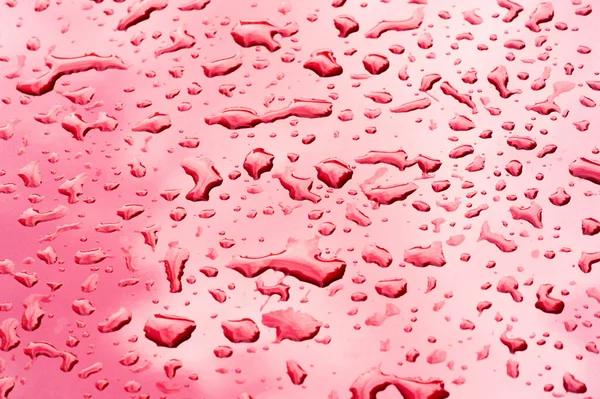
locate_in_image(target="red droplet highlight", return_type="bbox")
[227,237,345,287]
[143,314,197,348]
[221,319,260,343]
[569,157,600,185]
[202,53,243,78]
[286,360,308,385]
[534,284,564,314]
[404,241,446,267]
[181,156,223,201]
[231,21,299,52]
[314,158,353,189]
[304,49,343,78]
[23,341,78,372]
[205,98,333,129]
[334,15,359,38]
[97,307,132,333]
[262,307,322,342]
[349,366,449,399]
[17,54,127,96]
[117,0,168,31]
[365,8,425,38]
[525,2,554,32]
[243,148,275,180]
[162,242,190,293]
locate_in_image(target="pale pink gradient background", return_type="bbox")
[1,0,600,398]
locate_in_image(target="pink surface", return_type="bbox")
[1,0,600,398]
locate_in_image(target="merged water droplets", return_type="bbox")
[2,0,600,398]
